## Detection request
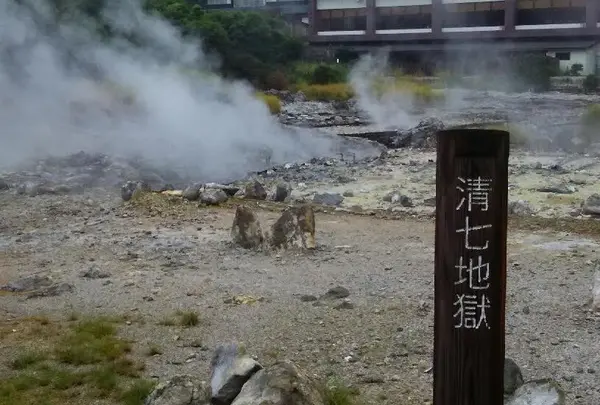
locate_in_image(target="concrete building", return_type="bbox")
[308,0,600,74]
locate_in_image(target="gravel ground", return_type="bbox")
[1,185,599,404]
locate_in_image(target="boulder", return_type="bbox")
[582,193,600,216]
[270,205,316,250]
[313,193,343,207]
[273,183,291,202]
[230,361,325,405]
[210,344,262,405]
[505,379,565,405]
[200,190,229,206]
[121,181,150,202]
[244,181,267,200]
[182,185,201,201]
[504,358,524,396]
[508,200,535,216]
[231,206,264,249]
[592,264,600,312]
[144,375,208,405]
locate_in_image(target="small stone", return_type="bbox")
[80,265,111,279]
[300,295,318,302]
[334,299,355,310]
[321,286,350,299]
[582,193,600,216]
[342,190,354,197]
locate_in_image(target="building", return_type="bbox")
[308,0,600,74]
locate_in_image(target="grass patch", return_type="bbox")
[256,92,281,114]
[296,83,354,101]
[0,316,156,405]
[323,377,361,405]
[145,345,163,357]
[158,310,201,328]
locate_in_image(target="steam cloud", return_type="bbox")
[0,0,346,183]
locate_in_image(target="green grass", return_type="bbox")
[0,316,156,405]
[322,378,361,405]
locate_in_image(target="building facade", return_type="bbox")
[308,0,600,74]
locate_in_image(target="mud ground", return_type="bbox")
[1,187,599,405]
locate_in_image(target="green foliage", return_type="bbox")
[311,64,348,85]
[23,0,306,87]
[583,74,599,93]
[569,63,584,76]
[296,83,354,101]
[510,54,561,92]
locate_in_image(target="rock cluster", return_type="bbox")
[145,344,326,405]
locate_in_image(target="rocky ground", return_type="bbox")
[2,90,600,405]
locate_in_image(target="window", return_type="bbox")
[443,2,505,28]
[317,9,367,31]
[375,6,432,30]
[516,0,586,25]
[555,52,571,60]
[206,0,231,4]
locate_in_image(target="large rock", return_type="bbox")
[200,189,229,206]
[504,358,524,396]
[270,205,316,250]
[231,206,264,249]
[144,375,208,405]
[182,185,202,201]
[505,379,565,405]
[0,177,9,190]
[121,181,150,202]
[230,361,325,405]
[582,193,600,216]
[210,344,262,405]
[313,193,343,207]
[244,181,267,200]
[273,183,291,202]
[508,200,535,216]
[592,264,600,312]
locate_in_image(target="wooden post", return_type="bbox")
[434,129,509,405]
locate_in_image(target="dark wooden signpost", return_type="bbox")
[434,129,510,405]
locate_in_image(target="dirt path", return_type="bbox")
[1,190,599,404]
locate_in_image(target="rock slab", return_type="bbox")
[210,344,262,405]
[144,375,208,405]
[505,379,565,405]
[270,205,316,250]
[231,206,264,249]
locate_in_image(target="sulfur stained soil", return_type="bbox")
[1,186,600,405]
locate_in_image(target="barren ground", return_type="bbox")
[1,180,600,404]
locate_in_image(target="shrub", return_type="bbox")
[256,93,282,114]
[583,74,599,93]
[263,70,289,91]
[311,63,348,85]
[296,83,354,101]
[569,63,584,76]
[510,54,561,92]
[579,104,600,146]
[484,123,529,147]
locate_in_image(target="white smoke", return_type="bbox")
[0,0,346,183]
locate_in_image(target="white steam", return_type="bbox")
[0,0,344,183]
[348,50,419,130]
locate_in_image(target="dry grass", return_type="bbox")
[296,83,354,101]
[158,310,201,328]
[322,377,361,405]
[0,316,155,405]
[256,92,282,114]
